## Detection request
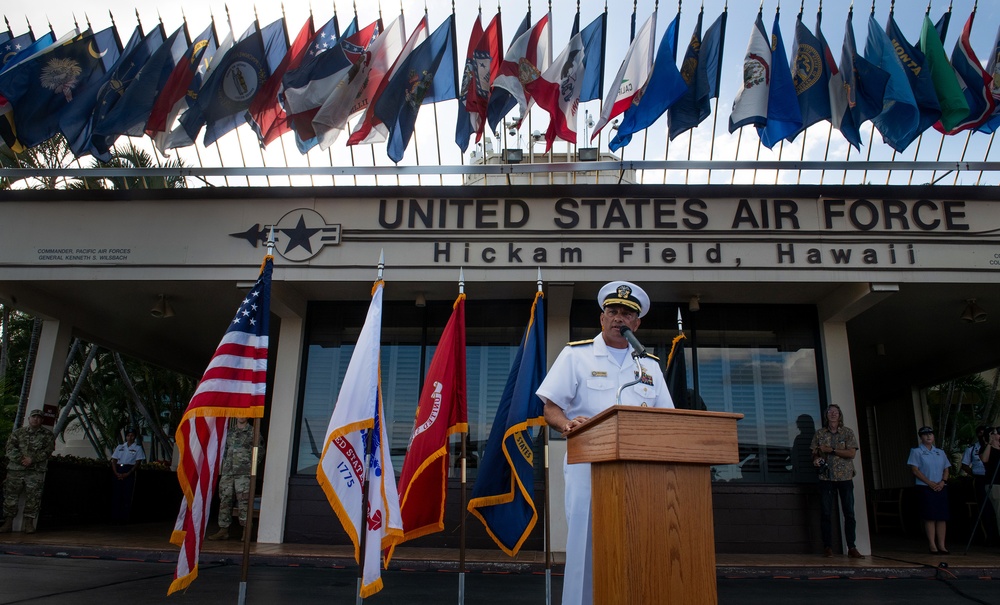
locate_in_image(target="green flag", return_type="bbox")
[919,14,968,131]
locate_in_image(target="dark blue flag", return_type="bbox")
[665,332,689,409]
[786,11,831,141]
[885,13,940,145]
[486,11,530,134]
[577,11,606,103]
[758,10,803,149]
[610,11,687,151]
[865,14,919,151]
[467,291,547,557]
[668,8,727,140]
[94,24,187,141]
[0,27,120,148]
[831,8,888,149]
[60,25,151,160]
[198,18,287,147]
[2,32,56,75]
[1,31,35,70]
[374,14,457,163]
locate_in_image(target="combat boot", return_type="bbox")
[0,518,12,533]
[22,518,35,534]
[207,527,229,540]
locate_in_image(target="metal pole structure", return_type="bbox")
[820,123,832,185]
[457,269,467,605]
[731,126,741,183]
[908,134,924,186]
[796,129,807,185]
[930,131,946,183]
[861,125,875,184]
[538,269,552,605]
[354,250,385,605]
[237,418,263,605]
[708,96,720,184]
[976,131,996,186]
[954,130,973,185]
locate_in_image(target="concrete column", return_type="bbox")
[819,320,872,556]
[25,318,73,420]
[257,289,306,544]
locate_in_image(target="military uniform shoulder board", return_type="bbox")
[567,339,595,347]
[646,353,661,362]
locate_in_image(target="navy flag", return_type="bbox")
[668,7,726,140]
[829,8,888,150]
[665,332,689,410]
[374,14,457,163]
[467,291,547,556]
[786,10,831,142]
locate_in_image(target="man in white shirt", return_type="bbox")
[537,281,675,605]
[110,428,145,524]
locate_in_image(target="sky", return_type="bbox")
[3,0,999,186]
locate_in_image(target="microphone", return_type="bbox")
[618,326,648,358]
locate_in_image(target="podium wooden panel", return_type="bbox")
[567,406,742,605]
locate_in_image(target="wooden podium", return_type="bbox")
[566,406,743,605]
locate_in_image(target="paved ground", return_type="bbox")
[1,554,998,604]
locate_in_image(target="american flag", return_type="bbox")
[168,256,272,595]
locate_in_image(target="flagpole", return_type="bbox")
[537,268,552,605]
[797,129,807,185]
[708,96,720,184]
[976,131,995,186]
[457,268,468,605]
[354,250,385,604]
[820,122,832,185]
[909,134,924,186]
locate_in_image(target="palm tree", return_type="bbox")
[70,141,187,190]
[0,136,77,190]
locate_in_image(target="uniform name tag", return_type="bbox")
[591,371,607,377]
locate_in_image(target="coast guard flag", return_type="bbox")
[729,11,770,132]
[525,27,586,151]
[936,8,996,135]
[592,10,656,140]
[758,10,802,148]
[168,255,272,595]
[865,14,919,152]
[668,7,727,140]
[828,7,887,149]
[609,11,687,152]
[395,293,467,545]
[467,291,547,556]
[316,280,403,599]
[374,14,457,163]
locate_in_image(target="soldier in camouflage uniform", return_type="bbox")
[208,417,262,540]
[2,409,56,534]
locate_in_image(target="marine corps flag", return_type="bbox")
[468,291,546,556]
[395,292,468,544]
[169,255,272,595]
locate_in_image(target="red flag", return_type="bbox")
[395,293,468,543]
[459,12,503,145]
[168,256,272,595]
[248,16,315,146]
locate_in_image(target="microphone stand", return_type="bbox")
[616,327,647,407]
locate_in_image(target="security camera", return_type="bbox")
[508,126,517,137]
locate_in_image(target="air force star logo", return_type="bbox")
[229,208,341,262]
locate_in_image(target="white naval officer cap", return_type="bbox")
[597,281,650,318]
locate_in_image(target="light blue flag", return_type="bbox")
[0,32,54,74]
[758,9,802,148]
[375,14,457,163]
[865,14,919,152]
[609,12,687,151]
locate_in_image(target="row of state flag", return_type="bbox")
[3,3,996,166]
[167,252,690,598]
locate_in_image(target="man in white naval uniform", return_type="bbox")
[537,281,675,605]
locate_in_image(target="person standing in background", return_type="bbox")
[810,404,864,559]
[110,428,145,524]
[1,409,56,534]
[908,426,951,554]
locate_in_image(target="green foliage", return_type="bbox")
[925,371,999,464]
